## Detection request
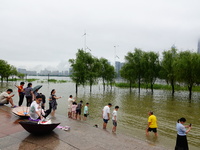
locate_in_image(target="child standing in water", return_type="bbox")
[83,103,89,121]
[112,106,119,133]
[71,102,77,119]
[76,100,83,120]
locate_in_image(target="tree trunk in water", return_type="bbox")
[170,79,175,96]
[129,81,132,92]
[75,83,78,94]
[151,83,153,93]
[90,84,92,93]
[138,76,141,93]
[188,85,192,99]
[103,78,105,91]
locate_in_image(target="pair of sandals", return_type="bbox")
[11,105,17,108]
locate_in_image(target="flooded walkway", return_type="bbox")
[0,106,168,150]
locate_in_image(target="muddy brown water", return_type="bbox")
[1,76,200,149]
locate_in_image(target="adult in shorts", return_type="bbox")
[0,89,16,108]
[146,111,158,136]
[102,103,112,129]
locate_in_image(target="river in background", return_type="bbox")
[0,76,200,149]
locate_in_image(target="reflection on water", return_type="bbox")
[19,132,59,149]
[1,76,200,149]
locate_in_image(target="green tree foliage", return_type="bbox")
[141,51,160,93]
[160,46,177,95]
[121,49,160,93]
[0,59,18,82]
[174,51,200,99]
[121,48,144,92]
[132,48,144,93]
[99,58,115,91]
[0,59,7,81]
[86,56,100,92]
[69,49,88,93]
[69,49,115,93]
[17,73,25,79]
[120,62,137,91]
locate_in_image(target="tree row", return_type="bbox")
[0,59,24,82]
[69,47,200,99]
[69,49,115,94]
[120,47,200,99]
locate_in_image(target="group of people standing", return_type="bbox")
[29,89,61,121]
[102,103,119,133]
[67,95,89,121]
[146,111,192,150]
[15,82,45,107]
[0,82,61,121]
[103,104,192,149]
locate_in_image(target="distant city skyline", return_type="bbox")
[18,68,70,76]
[198,39,200,54]
[17,60,125,77]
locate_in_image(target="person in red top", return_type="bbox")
[15,82,25,106]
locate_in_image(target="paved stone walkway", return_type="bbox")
[0,106,168,150]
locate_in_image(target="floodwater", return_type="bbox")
[1,76,200,149]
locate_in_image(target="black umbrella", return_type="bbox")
[12,106,30,119]
[19,121,60,134]
[32,85,42,92]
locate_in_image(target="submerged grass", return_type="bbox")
[6,77,200,92]
[8,78,38,82]
[8,78,22,81]
[26,78,38,82]
[47,79,68,83]
[115,82,200,92]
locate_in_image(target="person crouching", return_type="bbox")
[29,95,45,121]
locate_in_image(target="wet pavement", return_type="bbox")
[0,106,168,150]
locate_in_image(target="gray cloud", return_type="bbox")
[0,0,200,71]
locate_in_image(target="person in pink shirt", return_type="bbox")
[71,102,77,119]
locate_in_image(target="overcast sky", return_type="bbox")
[0,0,200,71]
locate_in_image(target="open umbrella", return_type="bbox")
[19,121,60,134]
[32,85,42,92]
[12,106,30,119]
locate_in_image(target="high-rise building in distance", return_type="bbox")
[198,39,200,53]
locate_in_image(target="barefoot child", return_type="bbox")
[76,100,83,120]
[83,103,89,121]
[68,95,75,118]
[112,106,119,133]
[71,102,77,119]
